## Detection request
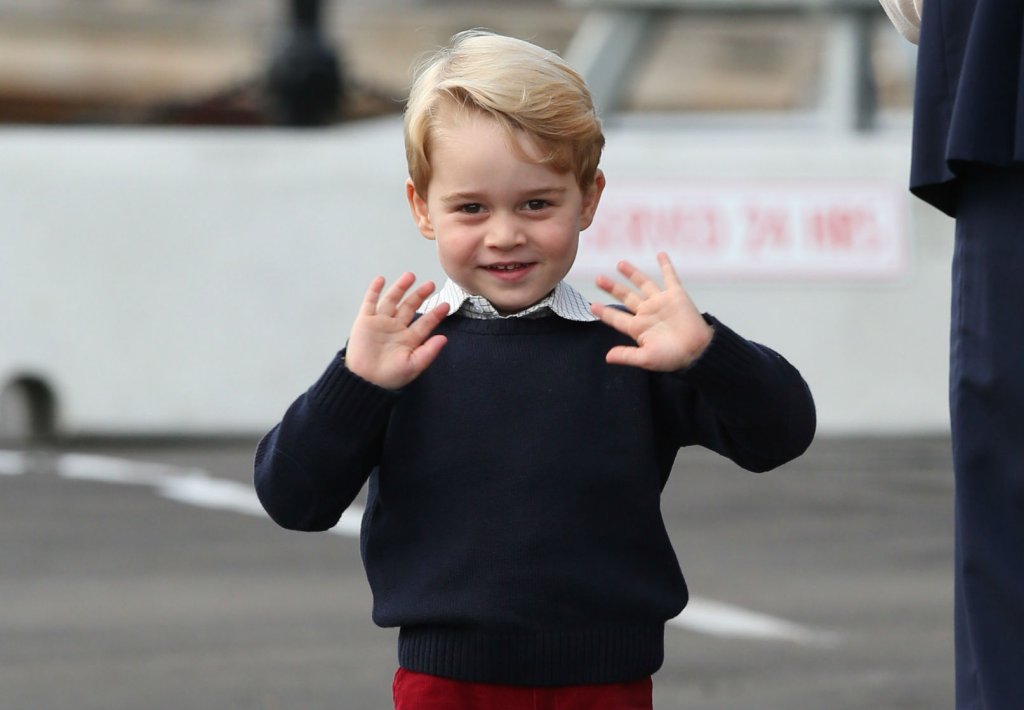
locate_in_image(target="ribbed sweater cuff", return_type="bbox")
[398,624,664,686]
[308,351,397,425]
[680,314,773,394]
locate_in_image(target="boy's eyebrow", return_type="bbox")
[439,191,484,204]
[522,187,568,197]
[439,187,569,204]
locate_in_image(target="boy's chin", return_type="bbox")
[489,294,547,315]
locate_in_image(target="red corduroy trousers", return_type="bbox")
[392,668,654,710]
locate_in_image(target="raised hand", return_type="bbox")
[590,252,713,372]
[344,273,450,390]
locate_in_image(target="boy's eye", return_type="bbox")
[525,199,549,211]
[459,203,484,214]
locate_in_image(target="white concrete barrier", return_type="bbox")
[0,116,952,436]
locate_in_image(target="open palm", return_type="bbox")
[590,252,713,372]
[344,273,449,390]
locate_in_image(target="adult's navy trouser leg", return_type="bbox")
[950,166,1024,710]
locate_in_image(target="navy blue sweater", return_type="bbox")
[254,314,815,686]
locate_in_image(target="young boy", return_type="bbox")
[254,30,815,710]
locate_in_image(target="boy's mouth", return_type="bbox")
[482,262,535,281]
[484,262,531,272]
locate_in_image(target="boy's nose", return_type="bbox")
[484,216,526,249]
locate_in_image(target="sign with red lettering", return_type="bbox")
[574,179,909,280]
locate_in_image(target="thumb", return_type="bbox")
[605,345,645,368]
[408,334,448,375]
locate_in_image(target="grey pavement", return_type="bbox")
[0,435,954,709]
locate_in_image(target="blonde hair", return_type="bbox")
[404,30,605,194]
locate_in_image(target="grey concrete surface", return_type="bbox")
[0,435,954,709]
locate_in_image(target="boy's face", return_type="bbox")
[407,110,604,315]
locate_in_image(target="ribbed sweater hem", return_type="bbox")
[397,624,665,686]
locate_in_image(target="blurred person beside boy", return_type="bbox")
[880,1,1024,707]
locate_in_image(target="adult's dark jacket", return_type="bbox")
[911,0,1024,216]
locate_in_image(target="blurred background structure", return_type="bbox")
[0,0,914,125]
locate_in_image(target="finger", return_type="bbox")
[595,275,642,311]
[592,302,636,337]
[395,280,436,324]
[359,276,386,316]
[408,301,450,342]
[657,252,683,289]
[618,260,662,297]
[378,272,416,316]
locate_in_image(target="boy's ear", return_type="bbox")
[406,179,436,240]
[579,169,606,231]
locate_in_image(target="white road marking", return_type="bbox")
[670,597,842,647]
[1,449,841,646]
[0,449,30,476]
[50,450,365,536]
